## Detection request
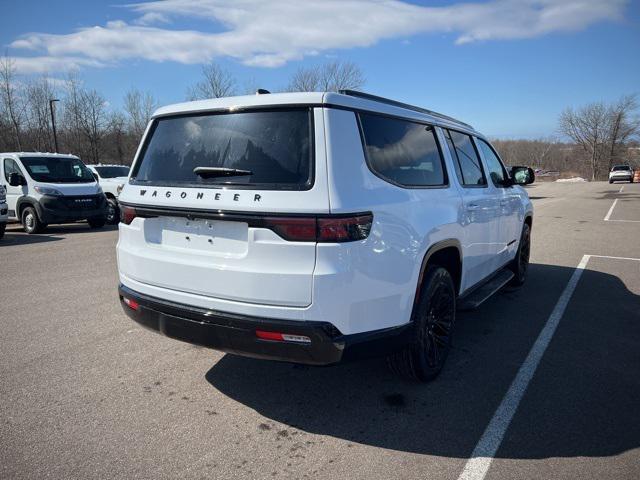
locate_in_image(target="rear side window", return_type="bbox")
[358,113,446,187]
[131,109,313,190]
[445,130,487,187]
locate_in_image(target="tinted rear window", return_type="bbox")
[131,109,313,190]
[612,166,631,171]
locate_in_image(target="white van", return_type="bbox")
[0,185,7,239]
[86,164,130,224]
[117,91,533,381]
[1,153,109,234]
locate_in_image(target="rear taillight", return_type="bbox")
[120,205,138,225]
[262,213,373,242]
[318,214,373,242]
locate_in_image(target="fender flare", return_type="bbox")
[16,196,43,221]
[412,239,463,312]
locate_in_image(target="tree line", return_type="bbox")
[1,54,638,179]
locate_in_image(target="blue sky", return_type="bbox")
[1,0,639,138]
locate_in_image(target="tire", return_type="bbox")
[387,266,456,382]
[509,222,531,286]
[22,206,45,234]
[0,222,5,239]
[609,180,613,184]
[106,198,119,224]
[88,217,106,229]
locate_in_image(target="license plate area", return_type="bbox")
[145,217,249,256]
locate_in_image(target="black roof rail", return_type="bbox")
[338,90,473,130]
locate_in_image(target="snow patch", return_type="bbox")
[556,177,586,183]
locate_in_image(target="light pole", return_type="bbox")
[49,99,60,153]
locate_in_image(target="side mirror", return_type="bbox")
[8,172,26,187]
[510,166,535,185]
[92,172,99,181]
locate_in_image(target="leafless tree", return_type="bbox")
[25,76,57,151]
[286,60,365,92]
[0,55,26,150]
[124,88,157,139]
[187,63,237,100]
[606,94,640,169]
[559,102,612,180]
[559,95,640,180]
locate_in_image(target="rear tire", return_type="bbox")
[0,222,5,239]
[22,206,45,234]
[88,217,106,229]
[509,222,531,286]
[387,266,456,382]
[106,198,119,224]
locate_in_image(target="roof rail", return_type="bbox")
[338,90,473,130]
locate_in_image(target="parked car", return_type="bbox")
[609,165,634,183]
[87,164,130,224]
[1,153,109,234]
[0,185,7,239]
[117,91,534,382]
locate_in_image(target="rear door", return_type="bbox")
[117,107,329,307]
[442,129,501,290]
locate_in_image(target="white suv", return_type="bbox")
[87,164,130,224]
[117,91,534,381]
[609,165,634,183]
[0,185,7,239]
[1,153,108,234]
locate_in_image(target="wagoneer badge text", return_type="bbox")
[139,190,262,202]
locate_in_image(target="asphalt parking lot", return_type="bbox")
[1,181,639,480]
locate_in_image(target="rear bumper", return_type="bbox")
[610,175,632,181]
[118,284,412,366]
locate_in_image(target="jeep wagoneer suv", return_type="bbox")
[118,91,534,381]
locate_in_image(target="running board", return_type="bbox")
[457,269,514,310]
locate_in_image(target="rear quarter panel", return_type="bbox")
[320,108,464,333]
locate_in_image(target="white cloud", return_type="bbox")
[8,0,627,73]
[7,56,105,75]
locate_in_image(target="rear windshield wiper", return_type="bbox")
[194,167,253,178]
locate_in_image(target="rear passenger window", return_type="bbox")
[445,130,487,187]
[359,113,446,187]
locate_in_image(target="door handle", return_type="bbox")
[466,203,480,211]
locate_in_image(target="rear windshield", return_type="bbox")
[131,109,313,190]
[612,166,631,171]
[94,166,130,178]
[20,157,95,183]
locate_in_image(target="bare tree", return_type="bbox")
[187,63,237,100]
[124,88,157,139]
[79,89,108,163]
[559,102,611,181]
[606,94,640,169]
[25,76,57,151]
[287,60,365,92]
[559,95,640,180]
[0,55,26,150]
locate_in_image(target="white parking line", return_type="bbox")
[604,199,618,221]
[589,254,640,262]
[457,254,590,480]
[619,186,624,193]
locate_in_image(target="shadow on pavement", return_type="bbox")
[1,223,117,246]
[205,263,640,460]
